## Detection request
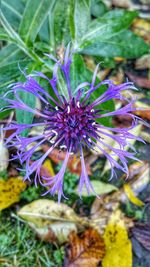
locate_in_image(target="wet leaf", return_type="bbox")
[0,177,26,211]
[18,199,83,244]
[102,210,132,267]
[75,180,117,196]
[64,228,105,267]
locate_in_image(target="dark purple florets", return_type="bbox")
[1,45,144,201]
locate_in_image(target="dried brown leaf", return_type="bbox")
[126,72,150,89]
[64,228,105,267]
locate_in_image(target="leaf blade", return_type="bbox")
[19,0,55,44]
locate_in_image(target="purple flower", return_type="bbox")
[1,45,143,201]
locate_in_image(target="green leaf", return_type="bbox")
[81,30,150,58]
[19,0,55,44]
[1,0,24,30]
[0,44,25,66]
[52,0,71,46]
[0,60,31,91]
[91,0,108,17]
[70,0,91,43]
[16,91,36,137]
[70,54,88,92]
[38,18,50,44]
[80,10,137,46]
[75,180,117,196]
[0,27,10,41]
[0,109,13,120]
[0,11,53,71]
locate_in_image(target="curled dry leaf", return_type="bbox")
[18,199,85,244]
[102,210,132,267]
[0,177,26,211]
[64,228,105,267]
[132,223,150,251]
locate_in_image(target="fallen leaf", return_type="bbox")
[40,159,55,177]
[132,223,150,251]
[135,54,150,69]
[124,183,144,207]
[0,177,26,211]
[126,72,150,89]
[126,161,146,180]
[75,180,117,196]
[102,210,132,267]
[18,199,84,244]
[90,162,149,231]
[134,111,150,121]
[132,18,150,43]
[42,146,91,175]
[109,68,124,84]
[141,129,150,143]
[112,0,131,8]
[92,129,114,155]
[64,228,105,267]
[103,125,142,174]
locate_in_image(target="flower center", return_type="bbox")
[44,100,97,152]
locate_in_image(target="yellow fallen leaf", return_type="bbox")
[18,199,83,244]
[124,183,144,207]
[0,177,26,211]
[132,18,150,43]
[42,159,55,176]
[102,210,132,267]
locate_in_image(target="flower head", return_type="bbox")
[1,45,143,201]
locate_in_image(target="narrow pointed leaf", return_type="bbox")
[70,0,91,43]
[19,0,55,44]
